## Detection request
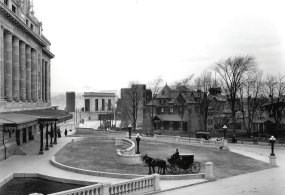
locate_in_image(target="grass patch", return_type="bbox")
[55,138,269,178]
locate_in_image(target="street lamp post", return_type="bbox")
[223,125,227,139]
[269,135,276,156]
[128,124,132,139]
[136,133,141,154]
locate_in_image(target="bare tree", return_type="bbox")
[264,74,285,137]
[175,75,194,134]
[122,82,145,131]
[214,55,256,135]
[239,70,263,137]
[147,77,164,134]
[194,71,215,131]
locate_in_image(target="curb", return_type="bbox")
[50,156,205,180]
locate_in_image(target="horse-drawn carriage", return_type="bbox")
[142,152,201,175]
[166,153,200,174]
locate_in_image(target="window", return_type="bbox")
[30,24,34,30]
[12,4,16,13]
[26,19,29,25]
[85,99,90,112]
[162,90,165,95]
[102,99,105,111]
[4,0,8,6]
[161,108,164,113]
[170,108,173,113]
[95,99,98,111]
[108,99,111,110]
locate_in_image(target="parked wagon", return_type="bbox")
[166,153,200,174]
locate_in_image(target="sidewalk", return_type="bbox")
[155,145,285,195]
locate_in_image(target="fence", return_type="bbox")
[48,174,160,195]
[154,134,223,148]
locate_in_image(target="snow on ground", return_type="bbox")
[79,120,121,129]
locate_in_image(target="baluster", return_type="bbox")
[117,185,120,194]
[123,184,127,193]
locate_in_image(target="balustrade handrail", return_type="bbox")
[47,175,159,195]
[48,183,103,195]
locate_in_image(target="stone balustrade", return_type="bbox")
[154,134,223,149]
[75,128,128,138]
[115,138,142,165]
[47,174,160,195]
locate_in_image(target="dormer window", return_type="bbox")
[12,5,16,13]
[4,0,8,6]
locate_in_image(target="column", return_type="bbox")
[49,122,53,147]
[42,60,46,102]
[53,121,57,144]
[47,62,50,103]
[31,49,37,102]
[4,31,12,101]
[45,124,49,150]
[39,124,44,154]
[12,36,20,102]
[0,26,5,101]
[19,41,26,101]
[26,45,31,101]
[38,53,42,101]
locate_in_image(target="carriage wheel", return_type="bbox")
[166,164,173,174]
[190,162,201,174]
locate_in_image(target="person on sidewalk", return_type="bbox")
[64,129,68,137]
[57,129,61,138]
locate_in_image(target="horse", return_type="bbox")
[142,154,166,175]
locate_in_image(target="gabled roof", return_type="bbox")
[156,84,172,99]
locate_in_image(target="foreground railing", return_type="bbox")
[48,174,160,195]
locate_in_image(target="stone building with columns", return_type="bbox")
[0,0,71,160]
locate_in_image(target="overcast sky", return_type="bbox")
[33,0,285,93]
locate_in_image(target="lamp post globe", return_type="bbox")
[223,125,227,139]
[269,135,276,156]
[128,124,132,139]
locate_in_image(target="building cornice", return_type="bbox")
[43,47,55,59]
[0,2,50,48]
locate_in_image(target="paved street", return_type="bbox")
[156,144,285,195]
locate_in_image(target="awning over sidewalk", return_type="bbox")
[17,108,73,123]
[0,108,72,127]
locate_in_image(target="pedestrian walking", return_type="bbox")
[64,129,68,137]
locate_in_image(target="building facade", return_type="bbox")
[82,92,116,121]
[143,84,204,136]
[66,91,75,112]
[0,0,71,160]
[0,0,53,112]
[118,84,152,129]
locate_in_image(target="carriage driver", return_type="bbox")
[173,148,180,160]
